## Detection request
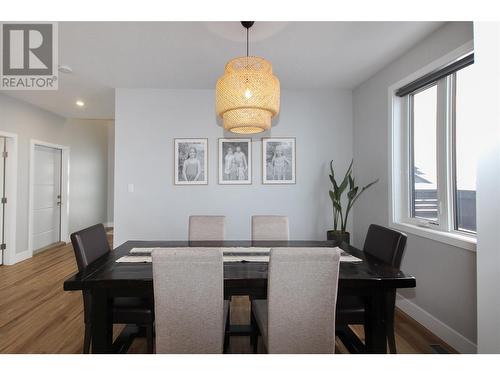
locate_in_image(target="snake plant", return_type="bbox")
[328,160,379,233]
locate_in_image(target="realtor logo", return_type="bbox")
[1,22,58,90]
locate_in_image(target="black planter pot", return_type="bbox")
[326,230,350,244]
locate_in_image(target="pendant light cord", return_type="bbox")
[246,27,249,57]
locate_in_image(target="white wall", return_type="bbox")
[113,88,353,246]
[475,22,500,354]
[352,22,477,352]
[107,123,115,225]
[0,93,111,262]
[62,119,112,233]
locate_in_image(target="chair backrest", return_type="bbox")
[152,248,224,353]
[70,223,110,271]
[363,224,407,268]
[188,215,226,241]
[251,215,289,241]
[267,247,341,353]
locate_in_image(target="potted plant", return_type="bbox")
[327,160,379,244]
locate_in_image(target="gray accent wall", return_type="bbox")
[0,93,111,257]
[352,22,477,351]
[113,88,353,246]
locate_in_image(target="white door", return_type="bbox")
[32,145,62,251]
[0,137,5,264]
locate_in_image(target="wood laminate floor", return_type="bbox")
[0,239,457,354]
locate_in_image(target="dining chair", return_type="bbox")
[189,215,226,241]
[336,224,407,353]
[251,215,289,241]
[248,215,290,345]
[188,216,232,349]
[152,248,228,353]
[70,224,154,353]
[251,247,341,353]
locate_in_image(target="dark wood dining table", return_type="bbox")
[63,240,416,354]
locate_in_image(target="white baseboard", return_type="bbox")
[5,250,32,265]
[104,222,114,228]
[396,294,477,353]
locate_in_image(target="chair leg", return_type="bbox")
[386,291,397,354]
[253,335,259,354]
[223,331,230,353]
[223,300,231,353]
[336,324,365,354]
[387,330,397,354]
[386,308,397,353]
[146,324,154,354]
[250,310,259,354]
[83,323,92,354]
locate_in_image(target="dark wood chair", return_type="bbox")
[336,224,407,353]
[70,224,154,353]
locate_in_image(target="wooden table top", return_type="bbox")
[63,240,416,292]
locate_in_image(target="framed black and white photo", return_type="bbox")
[218,138,252,184]
[174,138,208,185]
[262,137,296,184]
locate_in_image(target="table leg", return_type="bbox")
[90,289,113,353]
[364,289,387,353]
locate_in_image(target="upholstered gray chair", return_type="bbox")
[252,247,341,353]
[249,216,289,349]
[251,215,289,241]
[189,215,226,241]
[152,248,228,353]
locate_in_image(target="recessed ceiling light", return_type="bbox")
[58,65,73,74]
[76,100,85,107]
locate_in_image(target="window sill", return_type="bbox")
[390,221,476,252]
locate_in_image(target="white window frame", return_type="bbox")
[388,41,476,252]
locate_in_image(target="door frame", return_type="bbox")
[0,131,18,266]
[28,139,70,257]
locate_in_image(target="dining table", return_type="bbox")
[63,240,416,354]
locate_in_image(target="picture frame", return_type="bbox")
[174,138,208,185]
[218,138,252,184]
[262,137,296,184]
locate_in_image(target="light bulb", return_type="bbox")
[244,89,253,99]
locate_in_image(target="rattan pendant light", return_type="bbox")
[216,22,280,134]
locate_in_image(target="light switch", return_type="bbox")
[127,184,134,193]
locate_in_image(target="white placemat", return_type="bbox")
[129,247,271,254]
[116,255,269,263]
[223,255,270,262]
[340,252,363,263]
[116,255,152,263]
[222,247,270,254]
[118,246,362,263]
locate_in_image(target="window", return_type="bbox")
[391,52,477,247]
[410,84,438,223]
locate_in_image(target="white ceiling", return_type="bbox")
[4,21,444,119]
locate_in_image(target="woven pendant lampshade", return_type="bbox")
[216,23,280,134]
